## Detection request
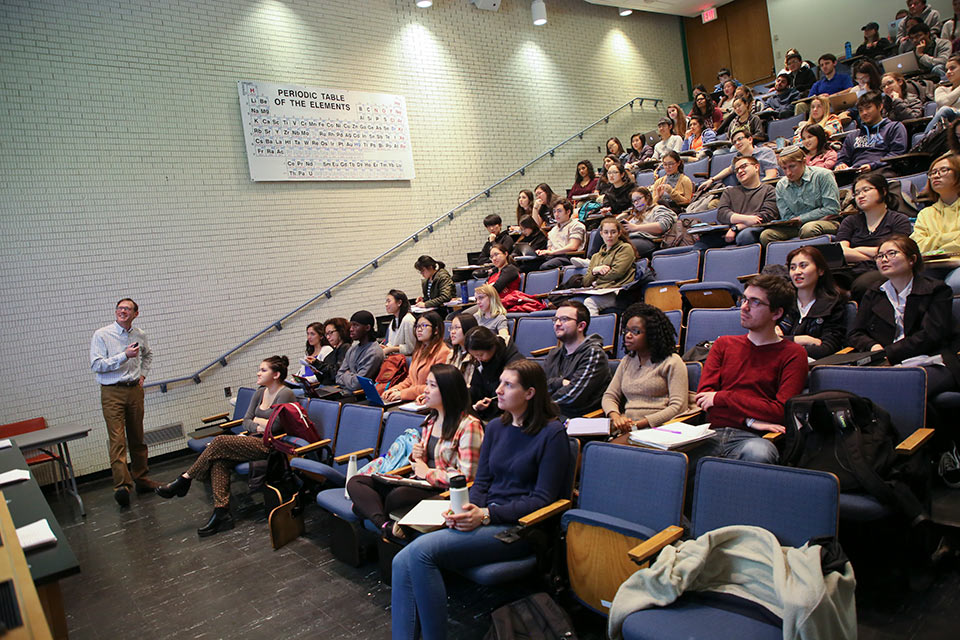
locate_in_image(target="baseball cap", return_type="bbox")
[861,22,879,31]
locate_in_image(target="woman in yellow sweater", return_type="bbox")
[912,153,960,294]
[383,311,452,402]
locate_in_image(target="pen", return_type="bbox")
[653,427,682,434]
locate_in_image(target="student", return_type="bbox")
[156,356,298,536]
[473,284,510,341]
[623,133,654,173]
[881,72,923,121]
[515,189,535,227]
[850,59,884,97]
[764,72,801,119]
[857,21,894,59]
[446,312,479,386]
[465,326,523,421]
[718,96,764,142]
[717,78,738,115]
[383,312,451,403]
[477,214,513,263]
[335,311,385,391]
[298,322,331,382]
[716,155,780,246]
[680,115,717,158]
[575,216,638,315]
[666,104,687,138]
[607,137,629,163]
[511,215,548,257]
[850,234,959,396]
[415,255,456,310]
[793,95,844,143]
[602,302,689,434]
[785,50,817,96]
[699,129,779,190]
[694,275,809,463]
[912,153,960,293]
[531,183,562,228]
[761,145,841,246]
[713,68,740,93]
[780,246,847,359]
[800,124,838,170]
[835,91,909,173]
[923,55,960,136]
[381,289,417,357]
[896,0,942,42]
[310,317,352,385]
[485,244,521,299]
[537,200,586,269]
[942,0,960,43]
[569,160,599,204]
[652,151,694,209]
[652,118,684,161]
[836,173,913,300]
[909,21,949,78]
[597,160,634,216]
[542,300,611,417]
[391,360,568,640]
[620,187,677,258]
[807,53,854,98]
[689,93,723,130]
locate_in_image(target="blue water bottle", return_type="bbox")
[844,41,852,59]
[460,282,469,304]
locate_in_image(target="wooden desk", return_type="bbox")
[0,492,52,638]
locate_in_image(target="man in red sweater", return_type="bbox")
[694,274,808,464]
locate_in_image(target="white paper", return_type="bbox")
[398,499,452,527]
[629,423,715,450]
[16,519,57,551]
[565,418,610,437]
[0,439,11,450]
[396,401,428,412]
[0,469,30,486]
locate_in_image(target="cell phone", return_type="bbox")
[130,342,139,348]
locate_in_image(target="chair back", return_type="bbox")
[767,113,804,141]
[844,301,857,334]
[514,316,559,356]
[701,244,761,286]
[0,417,47,439]
[608,359,620,376]
[561,265,587,283]
[683,157,710,185]
[635,171,656,187]
[924,101,937,117]
[616,310,682,359]
[465,278,483,298]
[332,404,384,471]
[586,229,603,257]
[444,320,452,340]
[683,308,745,351]
[763,235,830,268]
[233,387,256,420]
[379,410,427,455]
[898,172,929,202]
[524,269,559,295]
[709,151,738,187]
[692,457,839,547]
[590,314,618,350]
[808,366,926,441]
[651,249,701,282]
[686,361,702,392]
[305,398,341,442]
[954,296,960,326]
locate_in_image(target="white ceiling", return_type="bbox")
[585,0,737,20]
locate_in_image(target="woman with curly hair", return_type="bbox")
[601,303,689,434]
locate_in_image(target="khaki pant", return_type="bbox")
[100,384,149,490]
[759,220,839,246]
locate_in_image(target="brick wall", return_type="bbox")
[0,0,687,476]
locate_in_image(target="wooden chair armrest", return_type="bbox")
[834,346,854,355]
[387,465,412,476]
[676,278,698,286]
[334,447,375,464]
[201,411,230,424]
[736,273,760,282]
[567,251,586,257]
[896,428,935,455]
[662,408,703,425]
[763,432,783,441]
[293,438,332,455]
[693,172,709,178]
[220,419,243,430]
[518,498,572,526]
[582,409,605,419]
[530,345,557,357]
[602,344,614,353]
[628,525,684,565]
[353,389,365,397]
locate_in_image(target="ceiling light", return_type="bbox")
[619,7,633,16]
[415,0,432,8]
[532,0,547,26]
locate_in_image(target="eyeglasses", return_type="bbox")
[553,316,578,325]
[929,167,954,178]
[324,330,338,337]
[737,296,770,309]
[415,323,433,330]
[875,249,902,262]
[117,306,135,312]
[622,327,645,337]
[852,186,876,196]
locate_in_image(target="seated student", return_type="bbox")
[382,290,416,357]
[597,160,634,217]
[415,255,456,310]
[667,104,687,139]
[515,189,535,228]
[391,359,569,640]
[714,68,740,93]
[473,284,510,341]
[623,133,654,174]
[297,322,332,383]
[942,1,960,44]
[537,200,586,269]
[780,246,847,359]
[348,364,483,540]
[607,137,629,164]
[716,155,780,246]
[680,115,717,158]
[800,124,839,170]
[850,234,960,396]
[574,216,638,315]
[835,91,909,174]
[896,0,942,43]
[652,117,684,161]
[909,21,950,79]
[836,172,914,300]
[569,160,599,206]
[793,95,844,143]
[912,153,960,294]
[897,15,924,53]
[857,21,895,60]
[477,214,513,263]
[511,215,548,258]
[700,129,779,191]
[485,244,521,298]
[718,96,765,141]
[807,53,855,98]
[531,183,562,228]
[689,92,724,130]
[694,274,809,463]
[620,187,677,257]
[309,317,352,385]
[652,151,694,210]
[881,72,924,122]
[598,154,619,183]
[383,312,451,403]
[465,326,523,421]
[602,303,689,434]
[447,313,479,385]
[156,356,298,536]
[717,79,738,115]
[543,300,611,418]
[335,310,385,391]
[764,72,802,119]
[923,55,960,136]
[735,85,766,115]
[785,49,818,96]
[761,145,841,246]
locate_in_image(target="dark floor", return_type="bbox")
[45,455,960,639]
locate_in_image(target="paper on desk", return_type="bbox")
[398,499,452,527]
[0,439,11,449]
[396,401,429,412]
[0,469,30,486]
[16,519,57,551]
[628,422,715,450]
[565,417,611,437]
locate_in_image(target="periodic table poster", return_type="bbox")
[237,80,415,182]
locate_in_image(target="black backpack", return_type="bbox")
[484,593,577,640]
[781,390,930,523]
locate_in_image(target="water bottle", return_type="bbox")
[448,474,469,514]
[345,454,358,499]
[460,281,469,304]
[844,41,852,59]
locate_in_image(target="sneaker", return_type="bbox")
[114,487,131,508]
[938,446,960,489]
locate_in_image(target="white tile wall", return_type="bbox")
[0,0,687,476]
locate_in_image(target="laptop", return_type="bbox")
[357,376,405,407]
[828,92,858,112]
[880,52,920,75]
[813,349,887,367]
[289,375,342,399]
[817,242,846,270]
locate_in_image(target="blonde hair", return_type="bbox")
[806,95,833,126]
[475,284,507,318]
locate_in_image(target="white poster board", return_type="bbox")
[238,80,415,182]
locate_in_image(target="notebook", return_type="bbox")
[628,423,716,450]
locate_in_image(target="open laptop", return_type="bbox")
[817,242,845,270]
[880,52,920,75]
[289,374,342,399]
[357,376,405,407]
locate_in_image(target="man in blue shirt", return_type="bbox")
[808,53,854,97]
[90,298,160,507]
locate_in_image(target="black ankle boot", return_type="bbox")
[197,508,234,537]
[155,475,191,498]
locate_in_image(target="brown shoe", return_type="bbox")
[135,478,162,494]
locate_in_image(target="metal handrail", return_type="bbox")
[147,95,664,392]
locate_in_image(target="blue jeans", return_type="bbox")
[698,426,779,464]
[392,524,533,640]
[735,227,763,246]
[923,106,960,136]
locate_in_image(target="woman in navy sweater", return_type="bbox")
[391,359,570,640]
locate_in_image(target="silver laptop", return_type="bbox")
[880,52,920,75]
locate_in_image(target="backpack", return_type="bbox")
[661,218,699,248]
[262,402,322,455]
[781,390,930,522]
[483,592,578,640]
[375,353,409,393]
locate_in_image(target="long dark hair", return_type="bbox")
[853,59,882,92]
[448,312,479,358]
[800,124,830,157]
[535,183,558,204]
[413,311,446,362]
[324,317,352,347]
[517,189,535,223]
[853,172,897,211]
[262,355,289,382]
[414,255,445,272]
[501,359,560,436]
[786,246,838,298]
[691,94,716,121]
[621,303,677,364]
[880,234,923,276]
[428,364,474,441]
[386,289,410,331]
[489,243,515,266]
[606,137,626,156]
[464,325,501,352]
[574,160,596,184]
[305,322,326,356]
